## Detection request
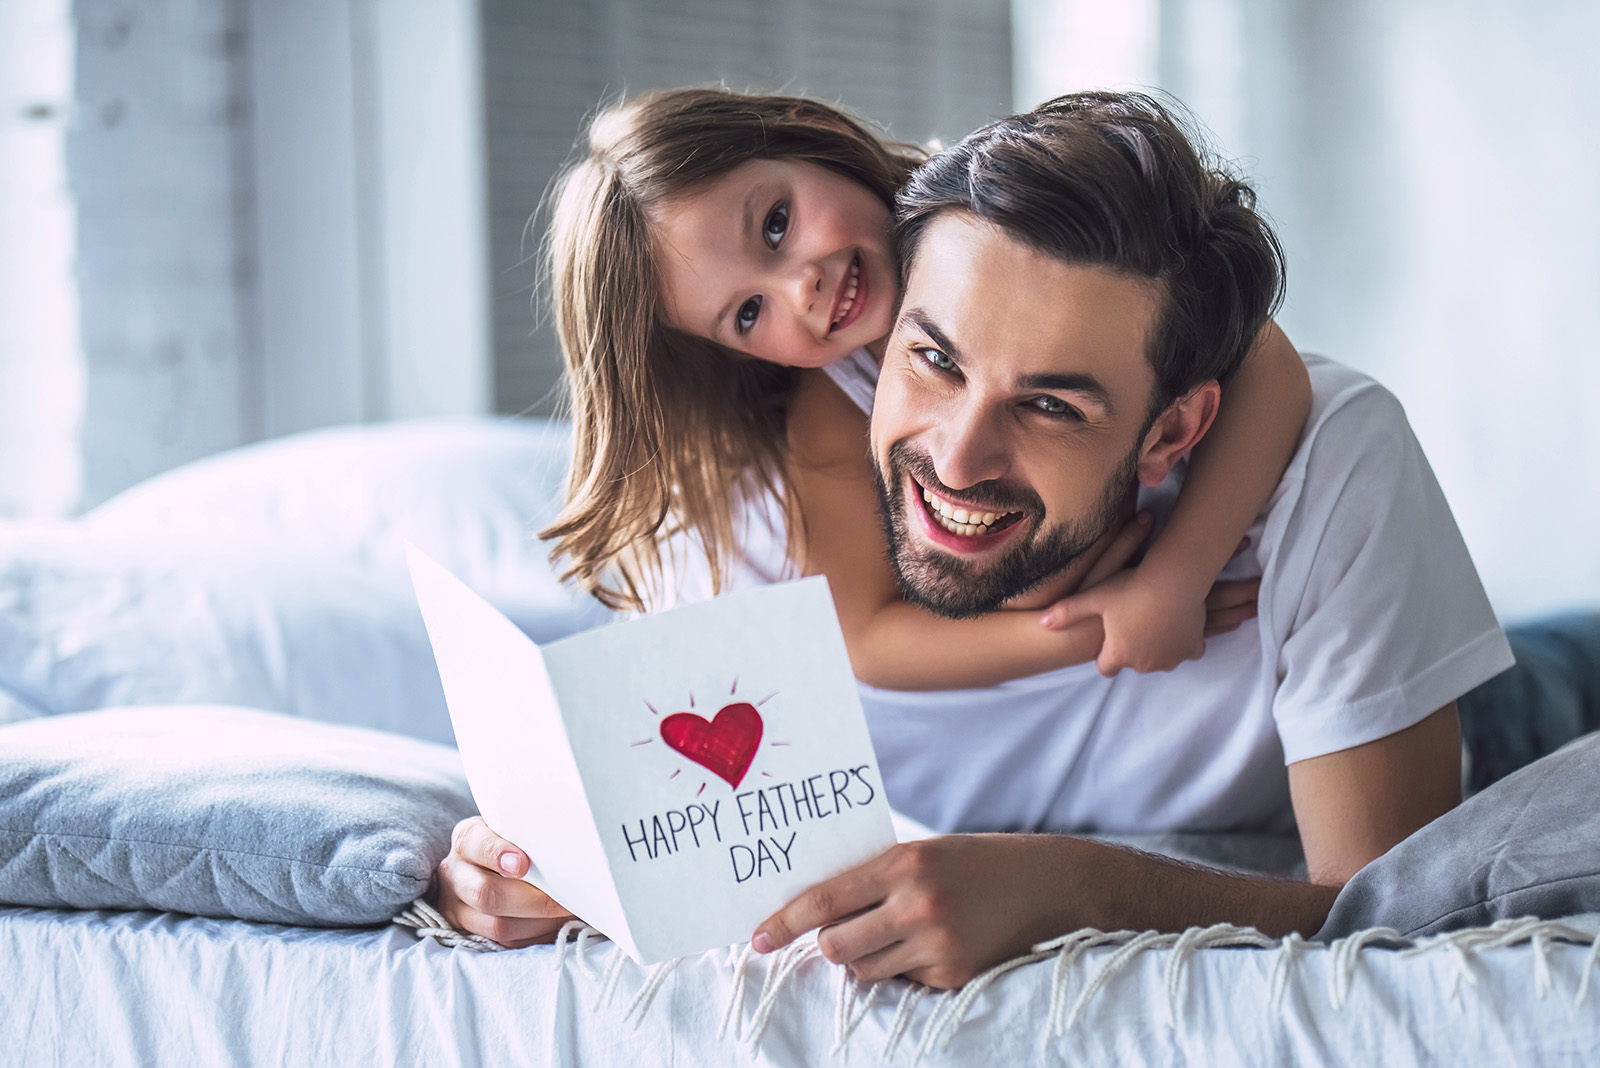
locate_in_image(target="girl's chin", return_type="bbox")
[765,342,861,369]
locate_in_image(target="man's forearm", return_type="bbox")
[1038,834,1340,940]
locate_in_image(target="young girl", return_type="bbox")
[539,87,1310,687]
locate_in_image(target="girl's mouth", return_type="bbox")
[828,252,866,334]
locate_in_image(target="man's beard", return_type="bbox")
[874,440,1139,619]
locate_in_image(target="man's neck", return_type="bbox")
[1000,489,1140,611]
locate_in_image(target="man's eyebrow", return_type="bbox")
[1017,371,1115,414]
[899,308,962,363]
[709,185,766,341]
[902,307,1116,415]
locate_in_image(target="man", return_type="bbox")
[436,93,1513,988]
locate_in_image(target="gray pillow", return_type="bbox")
[1316,731,1600,940]
[0,706,477,926]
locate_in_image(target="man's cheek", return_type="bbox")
[870,403,925,465]
[867,418,907,480]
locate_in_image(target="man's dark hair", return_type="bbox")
[895,91,1285,413]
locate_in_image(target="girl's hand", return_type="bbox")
[1039,543,1260,677]
[431,816,582,947]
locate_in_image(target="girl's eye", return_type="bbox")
[918,347,957,372]
[735,296,763,334]
[1031,395,1083,420]
[762,203,789,249]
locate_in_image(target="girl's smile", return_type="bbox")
[827,251,867,335]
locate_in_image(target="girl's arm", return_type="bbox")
[785,368,1144,691]
[1042,320,1312,673]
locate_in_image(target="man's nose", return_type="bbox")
[929,402,1011,490]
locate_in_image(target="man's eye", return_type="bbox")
[762,204,789,249]
[1031,396,1082,419]
[735,296,762,334]
[918,348,956,372]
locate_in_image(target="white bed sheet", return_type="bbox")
[5,905,1597,1066]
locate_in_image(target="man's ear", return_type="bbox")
[1136,381,1221,487]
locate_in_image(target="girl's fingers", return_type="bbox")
[447,902,561,947]
[1095,640,1133,676]
[437,852,569,921]
[454,816,530,878]
[1040,593,1097,631]
[436,816,586,950]
[1204,577,1260,612]
[443,889,578,948]
[1204,601,1259,635]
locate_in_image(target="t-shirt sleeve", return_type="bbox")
[1262,378,1515,764]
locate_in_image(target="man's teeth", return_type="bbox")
[922,487,1007,537]
[831,258,861,327]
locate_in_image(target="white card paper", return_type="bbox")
[407,546,896,964]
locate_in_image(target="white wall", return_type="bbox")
[245,0,366,436]
[0,0,492,513]
[67,0,255,506]
[1013,0,1600,619]
[247,0,490,437]
[367,0,490,422]
[0,0,84,517]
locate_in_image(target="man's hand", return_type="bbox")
[751,835,1078,989]
[751,833,1342,989]
[432,816,581,947]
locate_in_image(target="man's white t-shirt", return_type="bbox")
[673,351,1515,836]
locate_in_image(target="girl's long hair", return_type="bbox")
[540,87,921,611]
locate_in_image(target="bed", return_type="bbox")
[3,417,1597,1065]
[3,903,1597,1066]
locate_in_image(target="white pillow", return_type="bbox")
[0,528,456,744]
[83,417,612,642]
[1,418,612,742]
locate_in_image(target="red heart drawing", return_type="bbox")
[660,702,764,789]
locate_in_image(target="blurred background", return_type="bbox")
[1,0,1596,619]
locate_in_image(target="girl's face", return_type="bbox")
[655,158,896,368]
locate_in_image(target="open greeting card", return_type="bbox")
[407,547,896,964]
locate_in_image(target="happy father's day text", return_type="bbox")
[618,766,877,883]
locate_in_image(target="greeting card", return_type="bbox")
[406,547,896,964]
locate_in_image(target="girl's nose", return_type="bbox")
[780,261,825,316]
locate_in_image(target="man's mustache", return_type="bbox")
[884,440,1046,518]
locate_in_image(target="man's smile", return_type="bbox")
[908,473,1031,553]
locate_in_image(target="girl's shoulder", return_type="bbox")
[786,363,873,473]
[819,347,880,416]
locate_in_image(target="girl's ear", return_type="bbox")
[1136,380,1221,487]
